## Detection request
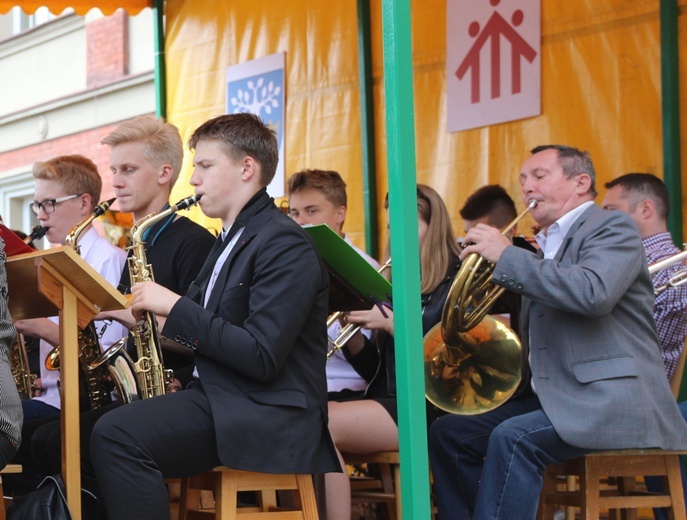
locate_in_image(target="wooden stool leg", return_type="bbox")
[665,456,687,520]
[394,463,402,520]
[565,476,576,520]
[215,470,238,520]
[581,458,601,520]
[0,475,5,520]
[295,474,319,520]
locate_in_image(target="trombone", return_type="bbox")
[648,245,687,294]
[326,259,391,360]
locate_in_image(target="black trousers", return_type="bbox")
[31,401,121,499]
[90,385,221,520]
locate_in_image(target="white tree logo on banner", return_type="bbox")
[226,52,286,197]
[229,77,282,116]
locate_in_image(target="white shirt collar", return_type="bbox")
[535,201,594,259]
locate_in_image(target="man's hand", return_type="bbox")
[460,224,511,264]
[130,282,181,319]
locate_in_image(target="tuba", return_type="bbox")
[89,195,202,403]
[423,199,537,415]
[45,198,116,410]
[648,245,687,294]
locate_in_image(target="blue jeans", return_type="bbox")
[22,398,59,423]
[429,393,592,520]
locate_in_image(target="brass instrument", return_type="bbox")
[7,226,49,400]
[89,195,203,403]
[424,199,537,415]
[45,198,116,411]
[326,259,391,361]
[9,333,37,400]
[648,245,687,295]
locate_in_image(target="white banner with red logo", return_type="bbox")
[447,0,541,133]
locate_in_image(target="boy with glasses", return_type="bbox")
[5,155,128,495]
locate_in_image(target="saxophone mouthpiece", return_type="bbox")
[94,197,116,217]
[26,225,48,243]
[172,194,202,212]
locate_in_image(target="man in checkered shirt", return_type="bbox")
[602,172,687,520]
[602,173,687,383]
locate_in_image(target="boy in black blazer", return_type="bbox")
[91,113,340,519]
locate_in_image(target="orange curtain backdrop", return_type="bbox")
[165,0,686,248]
[165,0,366,240]
[0,0,150,15]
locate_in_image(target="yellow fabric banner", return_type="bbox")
[164,0,686,248]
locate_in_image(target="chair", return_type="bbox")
[177,467,319,520]
[343,451,401,520]
[0,464,22,520]
[538,340,687,520]
[537,449,687,520]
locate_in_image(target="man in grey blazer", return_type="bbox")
[429,145,687,520]
[90,113,341,519]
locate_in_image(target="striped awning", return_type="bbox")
[0,0,150,15]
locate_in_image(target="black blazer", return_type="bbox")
[162,197,340,474]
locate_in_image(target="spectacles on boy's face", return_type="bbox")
[29,194,82,215]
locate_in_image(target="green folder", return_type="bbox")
[304,224,392,313]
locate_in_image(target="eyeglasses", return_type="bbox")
[29,194,82,215]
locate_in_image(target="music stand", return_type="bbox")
[303,224,392,313]
[7,246,130,520]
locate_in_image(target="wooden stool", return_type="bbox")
[537,450,687,520]
[344,451,401,520]
[0,464,22,520]
[178,466,318,520]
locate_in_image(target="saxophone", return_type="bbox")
[89,195,202,402]
[7,225,49,399]
[10,333,36,400]
[45,198,116,410]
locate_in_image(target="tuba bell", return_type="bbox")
[423,199,536,415]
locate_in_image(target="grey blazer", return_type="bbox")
[493,204,687,450]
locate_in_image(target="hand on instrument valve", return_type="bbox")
[460,223,512,263]
[346,305,394,336]
[130,281,181,321]
[31,378,46,398]
[166,378,183,393]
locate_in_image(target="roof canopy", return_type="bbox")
[0,0,150,15]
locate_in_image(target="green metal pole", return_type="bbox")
[381,1,432,519]
[152,0,167,119]
[356,0,379,259]
[660,0,682,248]
[660,0,687,404]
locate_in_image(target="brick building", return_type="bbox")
[0,6,155,244]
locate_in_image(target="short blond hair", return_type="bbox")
[102,116,183,187]
[32,155,102,211]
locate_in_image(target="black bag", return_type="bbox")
[7,474,72,520]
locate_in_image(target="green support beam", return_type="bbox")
[660,0,683,248]
[381,1,432,519]
[356,0,379,259]
[153,0,166,119]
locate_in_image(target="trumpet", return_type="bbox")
[648,245,687,294]
[326,259,391,360]
[424,199,536,415]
